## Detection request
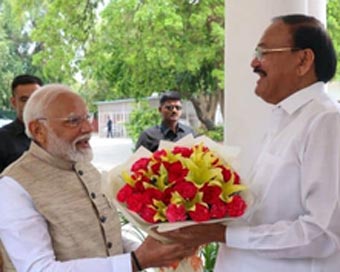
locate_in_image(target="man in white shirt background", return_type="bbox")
[0,84,195,272]
[161,14,340,272]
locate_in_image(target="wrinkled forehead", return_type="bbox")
[46,92,88,118]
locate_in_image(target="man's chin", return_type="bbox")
[78,149,93,162]
[67,148,93,163]
[169,117,180,122]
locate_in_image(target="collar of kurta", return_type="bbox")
[275,81,326,116]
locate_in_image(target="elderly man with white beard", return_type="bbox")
[0,84,196,272]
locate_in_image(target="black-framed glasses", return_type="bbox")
[37,114,91,128]
[254,47,301,60]
[164,105,182,111]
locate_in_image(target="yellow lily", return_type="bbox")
[209,178,247,202]
[184,143,223,186]
[153,200,167,222]
[170,191,207,211]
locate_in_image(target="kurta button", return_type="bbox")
[90,192,96,199]
[78,170,83,175]
[100,216,107,223]
[107,242,112,248]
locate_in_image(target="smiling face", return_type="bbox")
[251,20,305,104]
[37,92,93,162]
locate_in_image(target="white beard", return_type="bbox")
[46,130,93,163]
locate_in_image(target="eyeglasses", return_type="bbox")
[254,47,301,60]
[37,114,91,127]
[164,105,182,111]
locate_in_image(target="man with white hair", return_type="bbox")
[0,84,195,272]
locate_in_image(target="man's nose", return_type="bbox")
[80,118,93,133]
[250,57,261,69]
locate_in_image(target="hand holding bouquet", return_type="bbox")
[103,135,252,271]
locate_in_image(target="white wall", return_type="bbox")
[225,0,327,176]
[328,82,340,101]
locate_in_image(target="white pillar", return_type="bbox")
[224,0,326,175]
[308,0,327,25]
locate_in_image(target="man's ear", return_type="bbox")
[297,48,315,76]
[10,96,16,109]
[29,120,47,147]
[158,106,162,113]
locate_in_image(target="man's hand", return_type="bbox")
[133,236,197,271]
[159,223,226,248]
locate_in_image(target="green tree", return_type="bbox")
[0,0,43,110]
[27,0,100,84]
[5,0,340,122]
[81,0,224,130]
[327,0,340,80]
[126,100,161,147]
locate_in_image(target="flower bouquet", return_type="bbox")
[103,135,252,271]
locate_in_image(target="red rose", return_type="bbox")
[173,181,197,200]
[189,203,210,222]
[131,157,151,172]
[210,200,228,219]
[166,204,187,222]
[172,146,193,158]
[162,186,174,204]
[164,161,188,183]
[144,188,163,204]
[201,184,222,204]
[153,149,167,161]
[226,195,247,217]
[131,171,149,184]
[139,205,158,223]
[117,184,134,202]
[133,180,146,192]
[150,162,161,174]
[219,166,232,182]
[126,193,146,213]
[233,172,240,184]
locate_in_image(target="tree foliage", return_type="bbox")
[0,0,339,122]
[26,0,101,83]
[81,0,224,129]
[125,100,161,147]
[7,0,224,123]
[0,0,44,110]
[327,0,340,80]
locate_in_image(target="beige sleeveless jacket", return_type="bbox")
[0,143,123,271]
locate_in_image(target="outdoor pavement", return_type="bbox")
[90,133,134,172]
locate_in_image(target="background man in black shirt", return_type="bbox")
[0,74,43,172]
[135,91,195,152]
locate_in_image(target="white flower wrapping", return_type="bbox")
[102,135,254,271]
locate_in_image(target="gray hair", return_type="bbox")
[23,84,74,138]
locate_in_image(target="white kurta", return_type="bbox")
[215,82,340,272]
